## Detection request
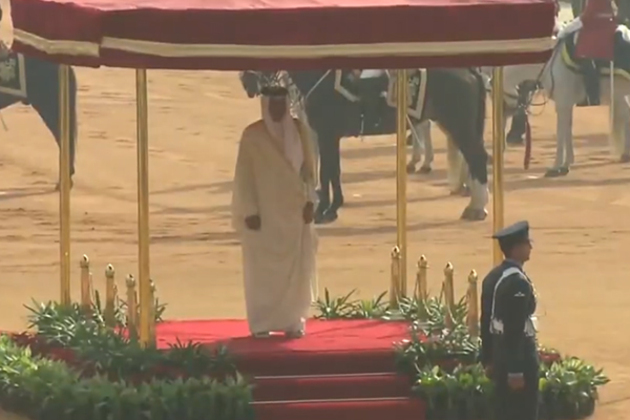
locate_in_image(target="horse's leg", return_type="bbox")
[488,111,510,166]
[459,140,489,221]
[314,130,332,224]
[419,120,433,173]
[545,55,584,177]
[323,135,343,223]
[406,123,422,174]
[462,72,488,220]
[428,68,487,220]
[621,94,630,161]
[446,136,467,194]
[31,67,77,189]
[458,158,471,197]
[623,118,630,162]
[623,107,630,162]
[545,104,572,177]
[502,113,510,152]
[310,127,321,192]
[31,103,75,190]
[611,93,630,162]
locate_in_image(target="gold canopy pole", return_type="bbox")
[492,67,505,265]
[58,64,72,305]
[135,69,152,346]
[391,69,409,307]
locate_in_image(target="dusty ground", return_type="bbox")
[0,3,629,419]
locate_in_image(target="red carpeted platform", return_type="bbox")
[155,319,425,420]
[156,319,410,376]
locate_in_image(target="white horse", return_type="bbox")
[502,19,630,176]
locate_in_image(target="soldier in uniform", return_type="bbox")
[480,221,539,420]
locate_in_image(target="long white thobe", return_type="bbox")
[231,119,318,334]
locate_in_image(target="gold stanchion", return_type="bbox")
[466,269,479,338]
[389,246,401,308]
[126,274,138,340]
[443,262,455,329]
[492,67,506,265]
[104,264,117,327]
[415,255,428,301]
[135,68,152,346]
[148,279,157,343]
[395,70,409,298]
[58,64,72,305]
[79,254,91,310]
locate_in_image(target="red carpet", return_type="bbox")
[253,373,412,401]
[156,319,410,376]
[253,398,425,420]
[156,319,425,420]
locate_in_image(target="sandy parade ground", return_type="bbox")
[0,2,629,419]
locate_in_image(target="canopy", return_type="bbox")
[11,0,556,69]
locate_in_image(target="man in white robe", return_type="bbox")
[231,85,318,338]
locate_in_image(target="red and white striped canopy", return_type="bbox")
[11,0,556,69]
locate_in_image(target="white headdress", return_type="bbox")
[261,87,303,173]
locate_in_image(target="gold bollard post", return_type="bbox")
[104,264,116,327]
[136,68,152,347]
[415,255,428,301]
[466,269,480,338]
[148,279,157,343]
[79,254,91,311]
[389,246,402,308]
[89,271,94,303]
[126,274,138,340]
[58,64,72,306]
[395,70,409,299]
[492,67,506,265]
[443,262,455,329]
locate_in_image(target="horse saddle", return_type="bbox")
[0,43,27,99]
[334,70,391,135]
[334,69,427,136]
[561,23,630,80]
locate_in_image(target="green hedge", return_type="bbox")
[0,300,254,420]
[315,289,610,420]
[0,335,254,420]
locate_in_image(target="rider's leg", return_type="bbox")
[582,60,600,106]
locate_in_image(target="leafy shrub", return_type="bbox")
[0,335,253,420]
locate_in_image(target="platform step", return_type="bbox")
[253,397,424,420]
[238,348,396,376]
[253,373,412,401]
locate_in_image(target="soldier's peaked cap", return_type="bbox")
[492,220,530,246]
